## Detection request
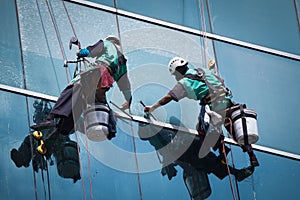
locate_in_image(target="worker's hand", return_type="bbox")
[120,101,130,111]
[144,106,153,113]
[76,48,90,58]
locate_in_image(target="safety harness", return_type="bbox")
[184,68,229,105]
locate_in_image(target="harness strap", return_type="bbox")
[201,86,227,105]
[184,68,228,105]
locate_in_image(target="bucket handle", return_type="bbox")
[239,105,249,146]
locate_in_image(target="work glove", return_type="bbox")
[76,48,90,58]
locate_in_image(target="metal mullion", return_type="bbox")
[1,83,300,161]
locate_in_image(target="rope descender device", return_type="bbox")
[33,131,47,155]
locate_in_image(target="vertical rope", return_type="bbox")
[205,0,220,75]
[113,0,123,52]
[83,120,93,200]
[59,1,94,198]
[113,0,143,199]
[129,121,143,200]
[44,1,90,198]
[294,0,300,34]
[61,0,77,38]
[45,0,70,83]
[74,129,87,200]
[231,151,241,200]
[86,140,93,200]
[251,175,257,200]
[29,136,39,200]
[221,141,238,200]
[226,118,241,200]
[40,168,47,199]
[198,1,243,198]
[46,162,51,200]
[35,0,61,92]
[14,0,38,199]
[58,2,91,198]
[198,0,209,67]
[76,89,93,200]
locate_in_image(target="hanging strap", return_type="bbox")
[239,105,249,146]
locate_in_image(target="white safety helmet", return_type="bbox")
[168,57,188,74]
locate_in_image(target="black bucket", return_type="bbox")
[55,141,80,180]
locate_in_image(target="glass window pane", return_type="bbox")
[0,0,23,88]
[17,0,71,96]
[215,41,300,154]
[209,0,300,55]
[117,0,203,30]
[114,16,216,130]
[1,92,33,199]
[2,0,300,199]
[17,0,120,96]
[2,92,141,199]
[208,147,300,199]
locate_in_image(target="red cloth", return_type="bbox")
[97,64,114,89]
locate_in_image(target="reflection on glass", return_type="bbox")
[137,114,255,199]
[10,99,81,182]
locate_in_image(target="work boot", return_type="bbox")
[250,155,260,167]
[10,148,30,168]
[10,149,25,168]
[10,135,32,168]
[235,166,254,182]
[30,119,55,131]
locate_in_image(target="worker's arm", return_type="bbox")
[77,39,105,58]
[116,72,132,110]
[144,94,173,113]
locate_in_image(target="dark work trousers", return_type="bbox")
[50,83,85,135]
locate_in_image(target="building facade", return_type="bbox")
[1,0,300,199]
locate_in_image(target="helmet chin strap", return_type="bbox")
[174,71,185,81]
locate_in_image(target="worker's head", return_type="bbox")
[105,35,121,51]
[168,56,189,80]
